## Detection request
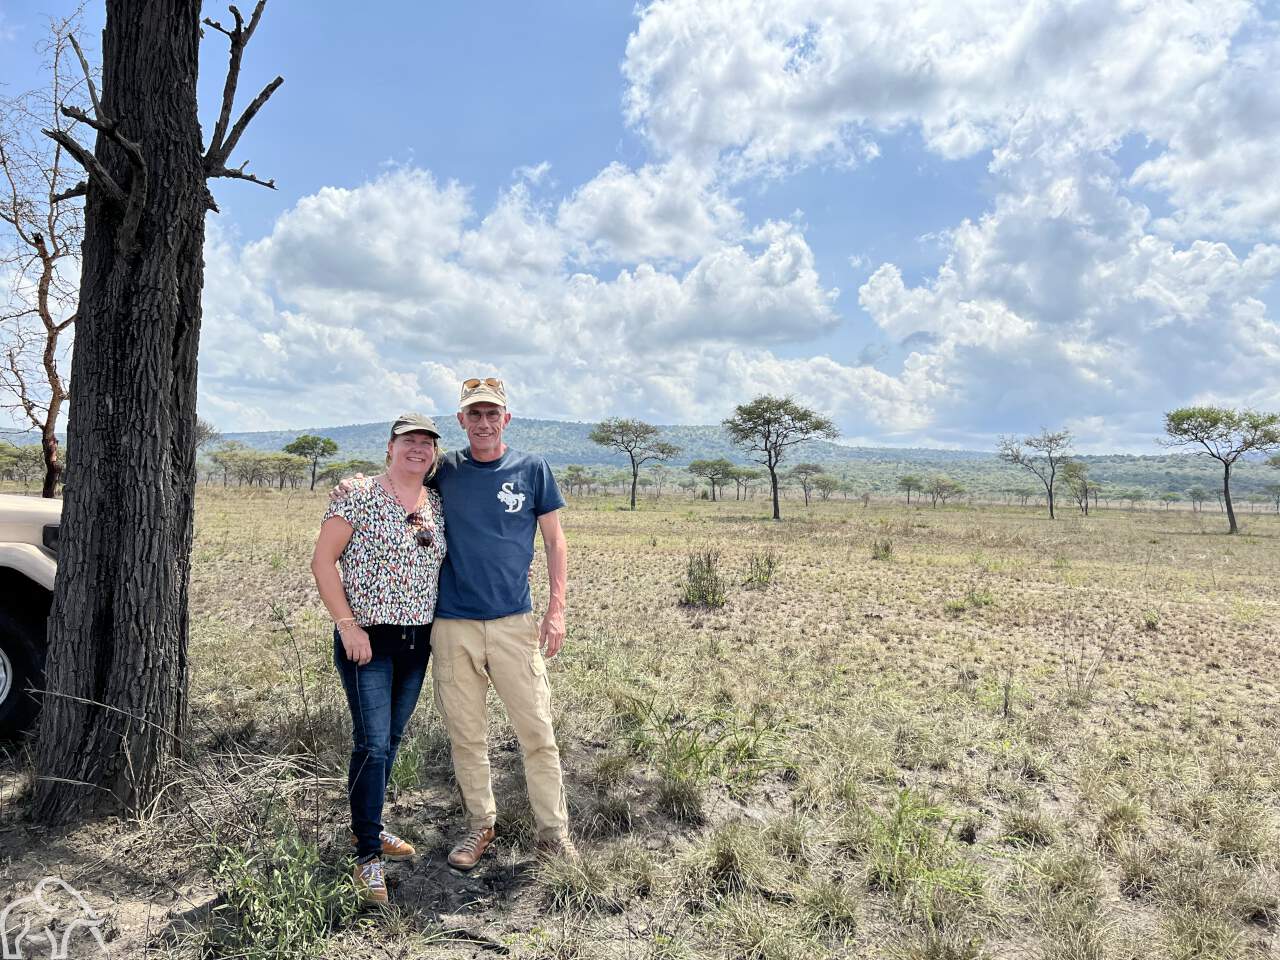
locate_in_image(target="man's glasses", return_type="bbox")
[406,512,435,548]
[461,377,504,393]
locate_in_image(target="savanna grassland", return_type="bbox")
[2,490,1278,959]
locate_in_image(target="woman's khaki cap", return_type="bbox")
[391,413,440,437]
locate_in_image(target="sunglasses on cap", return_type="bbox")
[461,377,504,392]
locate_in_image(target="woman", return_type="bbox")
[311,412,447,905]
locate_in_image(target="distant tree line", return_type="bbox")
[199,432,355,491]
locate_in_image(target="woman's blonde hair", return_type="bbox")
[386,430,443,481]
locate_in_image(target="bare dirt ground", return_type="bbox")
[1,490,1277,959]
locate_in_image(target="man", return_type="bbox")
[345,378,573,869]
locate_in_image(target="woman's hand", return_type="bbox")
[328,473,366,502]
[340,624,373,665]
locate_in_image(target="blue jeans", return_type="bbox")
[333,627,431,861]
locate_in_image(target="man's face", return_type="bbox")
[458,402,510,452]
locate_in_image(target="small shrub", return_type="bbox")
[681,550,728,607]
[695,822,773,899]
[387,735,425,799]
[539,850,616,913]
[1002,806,1059,847]
[709,896,808,960]
[964,587,994,608]
[871,537,895,561]
[801,878,861,938]
[895,929,986,959]
[604,841,658,902]
[205,828,360,960]
[590,751,634,789]
[943,598,968,616]
[742,549,780,588]
[1160,907,1245,960]
[657,773,705,824]
[861,790,986,930]
[1115,839,1162,897]
[1097,794,1147,851]
[1140,608,1161,631]
[1210,801,1274,865]
[588,794,634,836]
[764,811,818,864]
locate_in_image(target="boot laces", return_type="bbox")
[458,829,488,854]
[359,859,386,889]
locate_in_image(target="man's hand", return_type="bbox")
[328,473,366,503]
[339,625,373,665]
[539,610,565,659]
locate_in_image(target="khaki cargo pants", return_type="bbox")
[431,612,569,841]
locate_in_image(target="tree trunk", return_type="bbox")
[41,430,63,499]
[1223,463,1237,534]
[309,460,318,491]
[769,469,780,520]
[35,1,204,824]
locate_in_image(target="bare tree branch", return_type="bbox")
[40,127,125,203]
[214,75,282,166]
[206,160,275,190]
[52,180,87,203]
[67,35,102,122]
[202,1,281,187]
[203,4,248,155]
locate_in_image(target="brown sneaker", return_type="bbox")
[536,834,580,861]
[350,829,416,861]
[447,826,496,870]
[353,858,388,905]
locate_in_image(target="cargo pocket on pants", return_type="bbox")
[434,653,455,684]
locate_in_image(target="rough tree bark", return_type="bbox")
[34,0,280,824]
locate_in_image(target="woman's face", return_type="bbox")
[386,431,437,474]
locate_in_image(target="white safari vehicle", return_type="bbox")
[0,493,58,737]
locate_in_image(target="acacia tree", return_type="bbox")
[724,395,838,520]
[35,1,282,824]
[788,462,825,506]
[925,475,963,507]
[283,433,338,491]
[1060,460,1092,516]
[648,463,673,498]
[688,457,735,501]
[588,417,680,510]
[1186,484,1209,512]
[0,14,88,497]
[1162,406,1280,535]
[897,474,922,505]
[998,428,1072,519]
[813,473,840,501]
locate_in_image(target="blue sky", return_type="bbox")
[2,0,1279,451]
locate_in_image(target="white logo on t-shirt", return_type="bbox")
[497,482,526,513]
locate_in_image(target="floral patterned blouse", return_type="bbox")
[322,479,446,626]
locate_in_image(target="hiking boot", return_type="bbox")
[536,834,580,861]
[353,858,388,905]
[447,826,496,870]
[350,829,416,861]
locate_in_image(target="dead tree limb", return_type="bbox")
[202,1,281,192]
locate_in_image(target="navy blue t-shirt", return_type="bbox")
[432,447,565,620]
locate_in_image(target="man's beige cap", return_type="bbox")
[459,377,508,408]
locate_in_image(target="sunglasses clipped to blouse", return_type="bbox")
[405,511,435,548]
